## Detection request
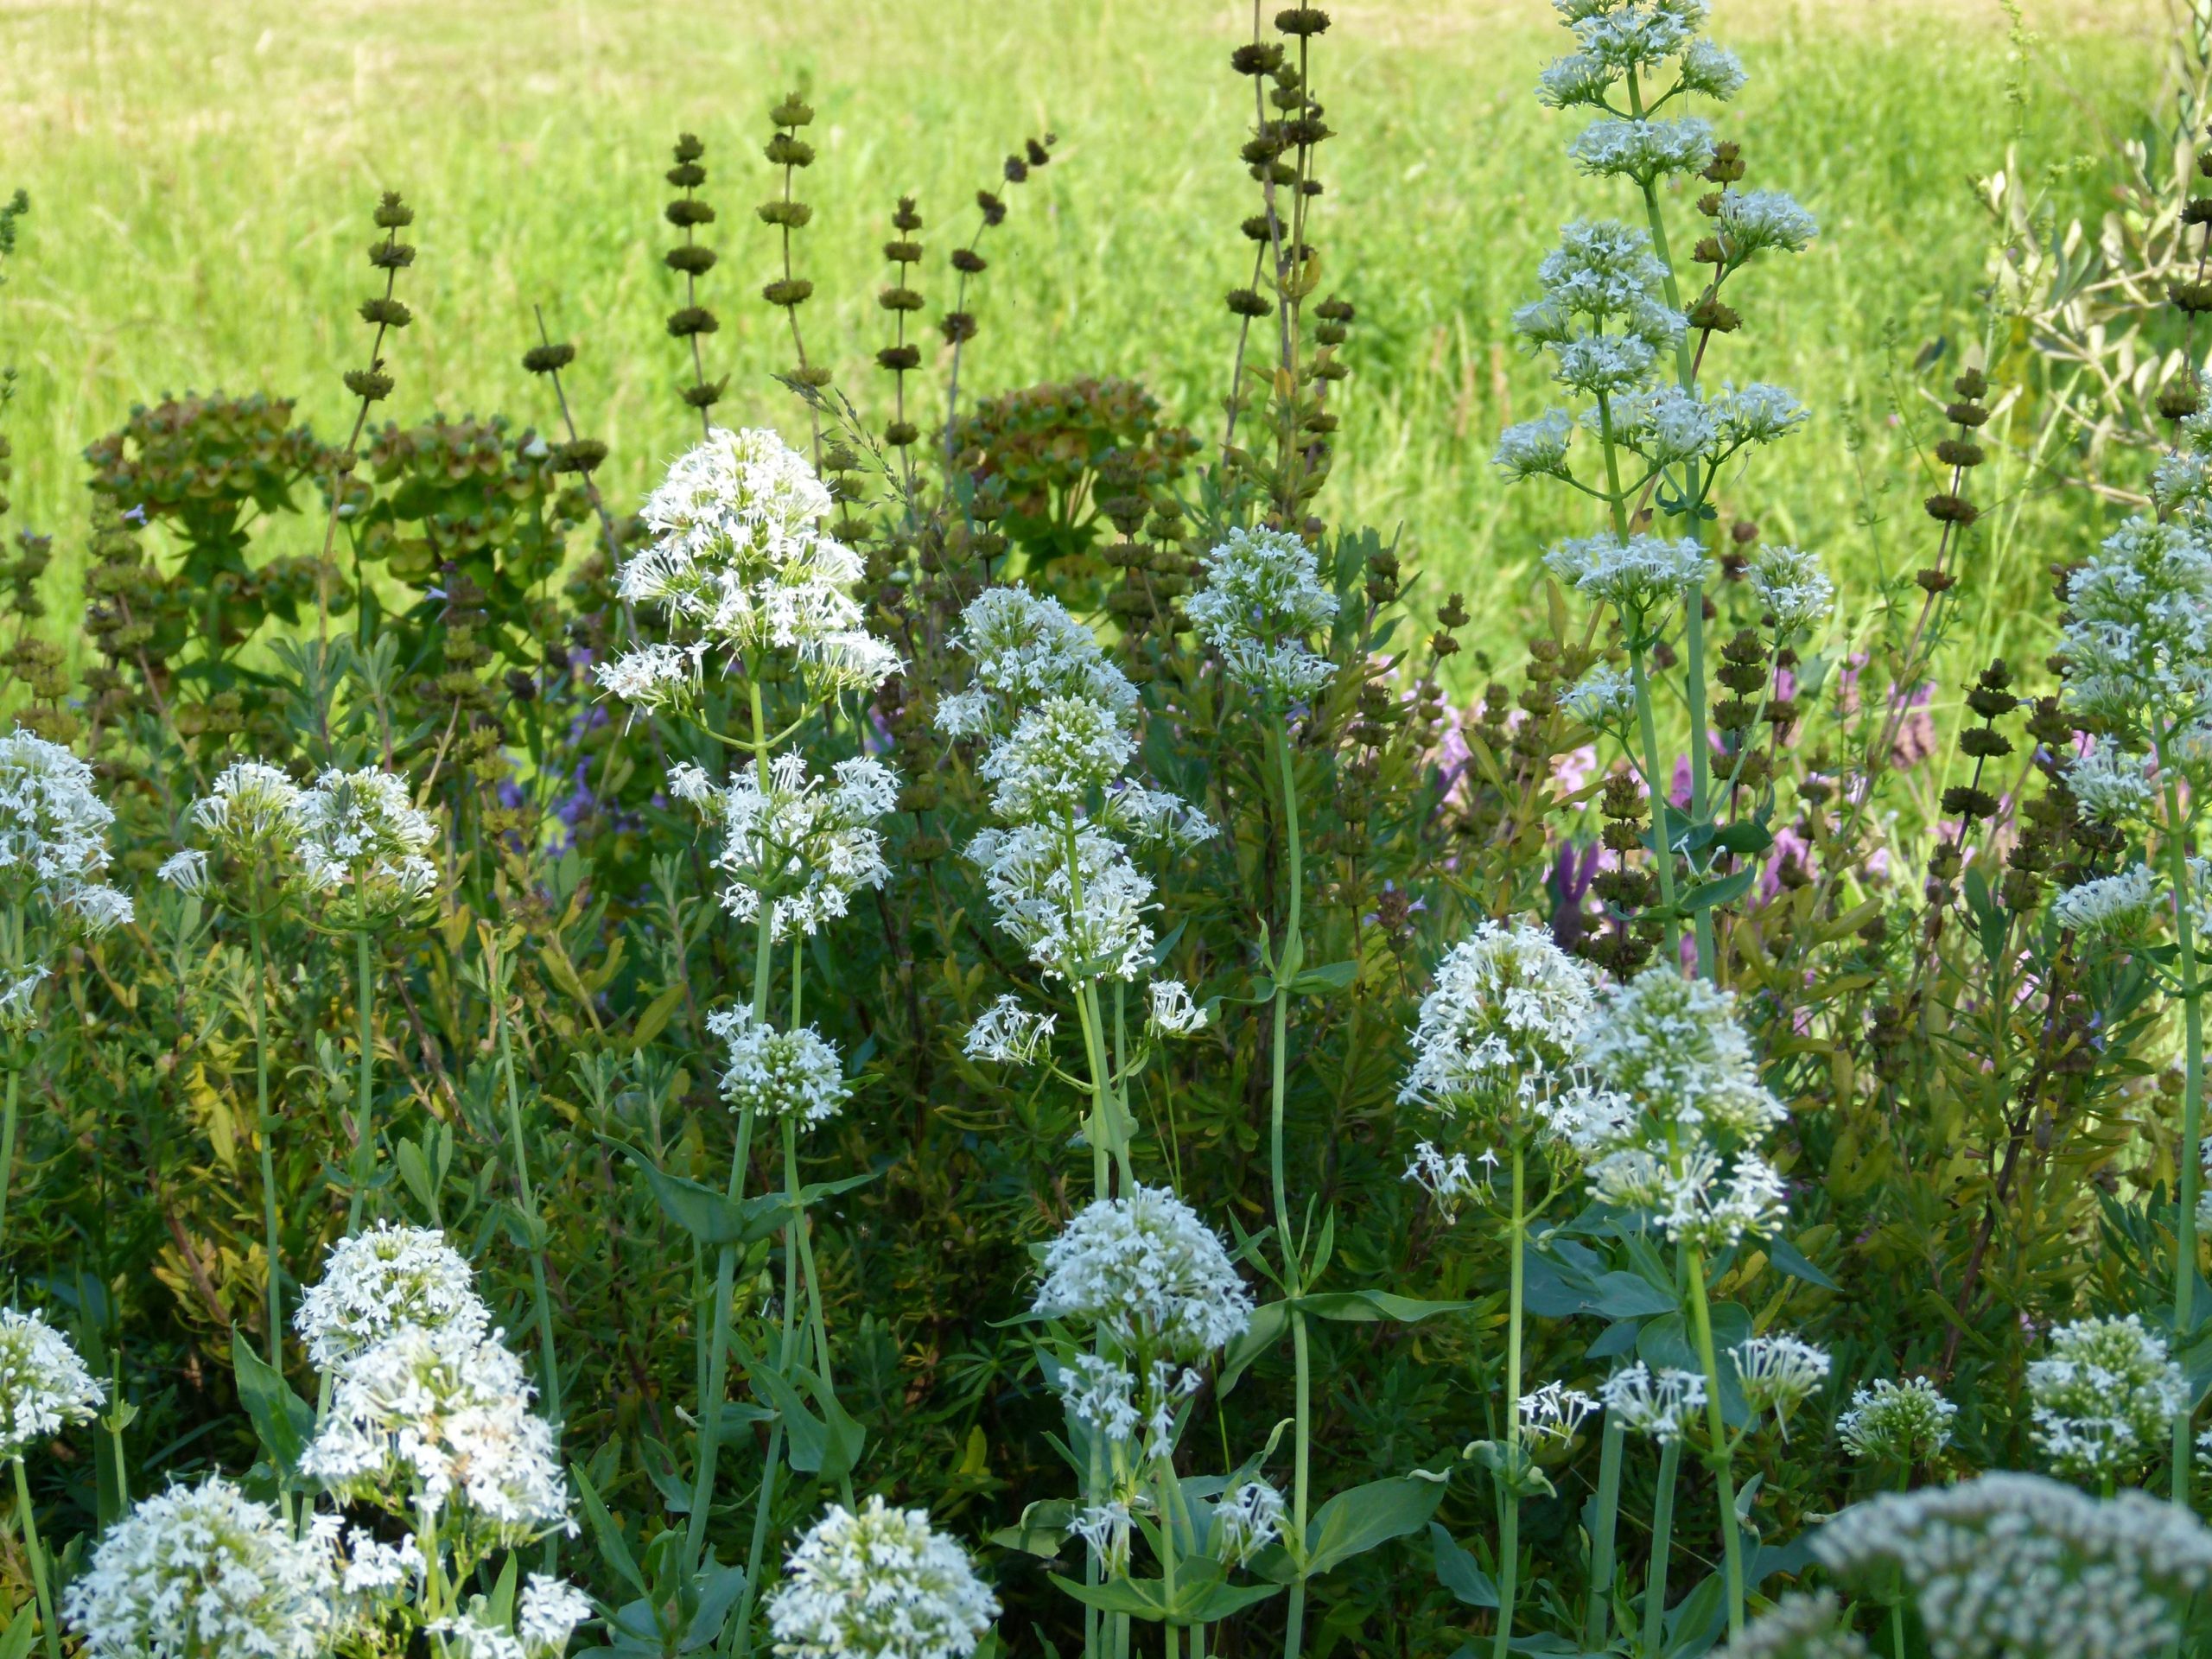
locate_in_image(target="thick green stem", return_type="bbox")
[1493,1143,1526,1659]
[12,1458,60,1659]
[250,913,283,1370]
[1268,716,1312,1659]
[787,1115,855,1510]
[1157,1455,1182,1659]
[1586,1415,1625,1649]
[2157,715,2206,1506]
[1684,1248,1745,1643]
[1642,1439,1683,1659]
[343,927,376,1233]
[734,1106,808,1659]
[0,1065,16,1261]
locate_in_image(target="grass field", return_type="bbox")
[0,0,2177,670]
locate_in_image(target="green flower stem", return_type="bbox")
[1267,715,1313,1659]
[11,1457,60,1659]
[1628,645,1684,962]
[343,926,378,1234]
[249,910,283,1371]
[2155,714,2206,1508]
[695,680,781,1596]
[786,1114,855,1510]
[1641,1438,1683,1659]
[1887,1465,1910,1659]
[1493,1141,1527,1659]
[1681,594,1714,980]
[0,1064,16,1262]
[1585,1414,1624,1649]
[1157,1455,1182,1659]
[490,930,563,1571]
[1683,1246,1745,1644]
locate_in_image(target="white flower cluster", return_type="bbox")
[1148,978,1208,1037]
[1576,965,1789,1249]
[160,758,312,899]
[1056,1352,1201,1464]
[766,1496,999,1659]
[1033,1185,1254,1360]
[1518,1380,1601,1446]
[1187,525,1342,705]
[2050,863,2160,943]
[671,753,899,940]
[1716,1592,1871,1659]
[0,726,133,936]
[2061,516,2212,736]
[1545,532,1707,626]
[603,427,899,708]
[1572,115,1713,185]
[1602,1362,1705,1442]
[946,587,1209,991]
[1537,1,1737,114]
[1837,1376,1957,1465]
[1561,664,1637,727]
[1399,919,1601,1120]
[962,993,1058,1066]
[295,766,441,916]
[302,1320,572,1544]
[64,1476,340,1659]
[2026,1314,2185,1484]
[1600,382,1808,474]
[435,1577,594,1659]
[294,1221,491,1371]
[1403,1141,1483,1220]
[0,1306,105,1459]
[2063,741,2158,826]
[1744,543,1834,642]
[1514,220,1685,399]
[1730,1332,1830,1429]
[707,1004,852,1128]
[1713,188,1821,264]
[1814,1473,2212,1659]
[1215,1478,1288,1567]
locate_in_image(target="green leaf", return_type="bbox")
[1220,1300,1290,1394]
[627,983,687,1052]
[1681,866,1757,914]
[1260,1475,1446,1582]
[1051,1574,1173,1620]
[1588,1272,1678,1319]
[1429,1522,1499,1609]
[573,1460,651,1597]
[1295,1290,1475,1324]
[230,1330,312,1479]
[738,1342,866,1480]
[1766,1236,1838,1291]
[605,1139,883,1246]
[992,1498,1077,1559]
[1287,960,1359,996]
[1178,1575,1287,1623]
[1707,820,1775,857]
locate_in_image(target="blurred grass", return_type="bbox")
[0,0,2176,672]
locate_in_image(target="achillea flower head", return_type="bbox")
[2050,864,2161,943]
[1712,188,1819,261]
[679,753,899,939]
[967,822,1155,982]
[1745,543,1834,640]
[1837,1376,1957,1465]
[1601,1361,1705,1442]
[1571,115,1714,184]
[962,994,1057,1066]
[0,726,132,933]
[1187,526,1341,703]
[302,1322,571,1543]
[766,1497,999,1659]
[2061,515,2212,734]
[0,1306,104,1458]
[1813,1473,2212,1659]
[616,427,898,701]
[1033,1185,1254,1359]
[295,1220,490,1373]
[707,1005,850,1127]
[296,766,440,916]
[2027,1314,2184,1484]
[63,1476,339,1659]
[1544,532,1706,623]
[1399,919,1600,1119]
[938,586,1137,740]
[1216,1478,1288,1567]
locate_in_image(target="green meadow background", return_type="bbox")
[0,0,2174,674]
